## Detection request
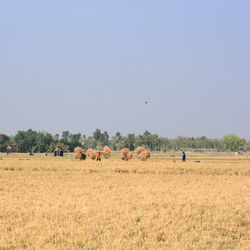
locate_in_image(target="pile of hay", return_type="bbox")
[87,149,92,157]
[138,149,151,161]
[127,151,133,159]
[120,148,133,161]
[87,149,96,160]
[74,147,87,160]
[135,146,145,155]
[103,146,111,159]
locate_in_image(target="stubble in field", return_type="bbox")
[0,155,249,249]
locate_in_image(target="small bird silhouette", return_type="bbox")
[145,101,148,104]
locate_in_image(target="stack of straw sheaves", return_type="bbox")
[135,146,151,161]
[74,147,87,160]
[120,148,133,161]
[103,146,112,159]
[87,149,96,160]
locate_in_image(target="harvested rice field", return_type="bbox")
[0,153,249,249]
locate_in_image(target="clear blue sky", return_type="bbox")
[1,0,250,138]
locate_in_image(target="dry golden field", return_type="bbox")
[0,153,249,249]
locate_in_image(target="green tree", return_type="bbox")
[58,143,69,152]
[221,134,245,152]
[7,139,18,152]
[35,132,54,152]
[93,129,109,148]
[0,134,10,152]
[110,132,123,150]
[54,134,59,142]
[102,131,109,146]
[85,136,97,149]
[115,132,122,142]
[127,133,136,151]
[159,138,170,152]
[93,129,102,141]
[67,133,82,151]
[48,142,56,153]
[14,129,37,152]
[61,131,70,143]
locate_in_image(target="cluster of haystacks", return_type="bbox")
[135,146,145,155]
[103,146,111,159]
[87,149,96,160]
[135,146,151,161]
[74,147,87,160]
[120,148,133,161]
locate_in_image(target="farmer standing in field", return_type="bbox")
[97,151,102,161]
[182,151,186,162]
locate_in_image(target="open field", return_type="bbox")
[0,153,249,249]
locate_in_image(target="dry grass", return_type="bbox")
[0,153,249,249]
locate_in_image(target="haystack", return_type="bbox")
[87,149,96,160]
[87,149,93,157]
[144,149,151,158]
[89,153,96,160]
[135,146,145,155]
[127,151,133,159]
[138,149,151,161]
[103,145,111,159]
[74,147,87,160]
[120,148,133,161]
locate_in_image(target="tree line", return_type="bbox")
[0,129,249,153]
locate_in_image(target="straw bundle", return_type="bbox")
[120,148,133,161]
[103,146,111,159]
[89,153,96,160]
[135,146,145,155]
[144,149,151,158]
[138,149,151,161]
[74,147,87,160]
[87,149,96,160]
[121,148,129,155]
[127,151,133,159]
[87,149,93,157]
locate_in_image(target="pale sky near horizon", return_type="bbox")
[1,0,250,138]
